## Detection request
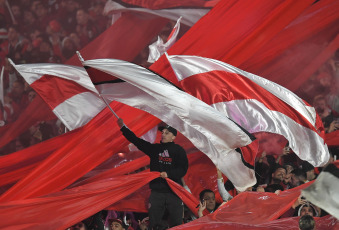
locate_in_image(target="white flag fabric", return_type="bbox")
[302,161,339,219]
[104,0,209,27]
[165,54,330,167]
[10,61,106,130]
[148,17,182,63]
[83,58,256,191]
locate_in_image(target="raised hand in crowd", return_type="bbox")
[327,119,339,133]
[138,217,149,230]
[197,199,207,218]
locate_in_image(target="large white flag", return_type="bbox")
[302,160,339,219]
[83,58,256,191]
[10,61,106,130]
[165,54,329,166]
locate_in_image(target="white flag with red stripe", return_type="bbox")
[83,58,256,191]
[165,54,329,167]
[10,61,106,130]
[148,17,182,63]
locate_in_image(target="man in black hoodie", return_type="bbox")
[117,118,188,230]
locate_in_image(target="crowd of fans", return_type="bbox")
[0,1,338,230]
[0,0,111,154]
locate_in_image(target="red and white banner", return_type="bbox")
[83,58,256,191]
[165,54,329,167]
[148,17,182,63]
[10,62,106,131]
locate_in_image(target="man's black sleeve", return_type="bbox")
[120,126,153,156]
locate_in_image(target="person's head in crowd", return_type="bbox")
[46,20,62,35]
[69,32,81,49]
[158,125,177,143]
[11,4,22,21]
[313,95,328,116]
[199,189,216,213]
[76,8,90,26]
[109,218,127,230]
[70,221,87,230]
[33,1,48,19]
[30,29,41,43]
[27,90,36,102]
[61,36,77,59]
[316,71,332,89]
[298,202,319,217]
[290,168,307,188]
[23,10,36,26]
[11,80,25,99]
[299,214,315,230]
[7,26,20,44]
[283,162,295,185]
[301,161,316,181]
[270,165,286,184]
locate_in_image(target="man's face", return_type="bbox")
[8,28,18,42]
[12,82,24,96]
[202,192,216,212]
[272,168,286,183]
[314,99,327,113]
[76,10,88,25]
[161,129,175,143]
[283,172,292,184]
[111,221,124,230]
[300,206,314,217]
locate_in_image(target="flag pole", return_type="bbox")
[76,51,120,119]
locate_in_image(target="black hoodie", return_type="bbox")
[121,126,188,192]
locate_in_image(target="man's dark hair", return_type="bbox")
[299,214,315,230]
[199,189,214,202]
[272,164,287,173]
[292,168,307,181]
[265,183,284,193]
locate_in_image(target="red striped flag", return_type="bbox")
[10,62,106,131]
[165,54,329,167]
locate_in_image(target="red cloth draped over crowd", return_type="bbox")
[0,0,339,229]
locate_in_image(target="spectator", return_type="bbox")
[197,189,220,218]
[8,79,29,120]
[269,164,287,186]
[301,161,317,182]
[32,1,54,32]
[117,119,188,229]
[76,8,98,47]
[21,10,37,38]
[56,0,79,34]
[69,221,88,230]
[313,95,339,133]
[0,25,29,64]
[109,218,127,230]
[298,202,319,217]
[299,214,315,230]
[290,168,307,188]
[61,36,77,60]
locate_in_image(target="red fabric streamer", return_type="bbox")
[325,130,339,147]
